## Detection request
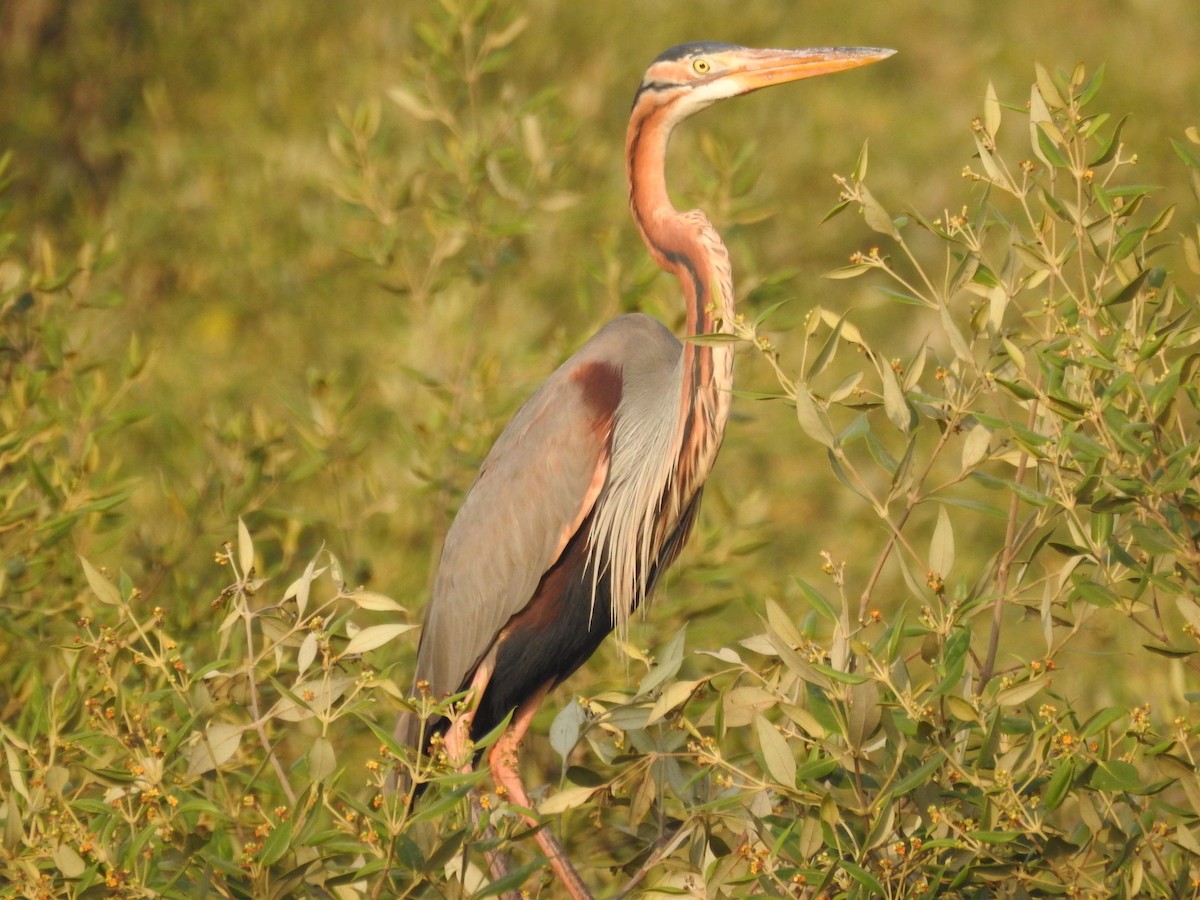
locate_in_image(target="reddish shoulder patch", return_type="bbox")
[571,362,622,434]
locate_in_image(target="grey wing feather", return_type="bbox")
[413,334,622,702]
[398,314,684,761]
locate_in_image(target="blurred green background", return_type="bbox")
[4,0,1198,703]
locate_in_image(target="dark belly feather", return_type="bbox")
[469,488,703,743]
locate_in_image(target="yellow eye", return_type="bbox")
[692,58,711,74]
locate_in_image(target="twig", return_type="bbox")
[978,400,1039,693]
[615,823,694,899]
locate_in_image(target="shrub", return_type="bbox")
[4,8,1200,899]
[0,149,140,625]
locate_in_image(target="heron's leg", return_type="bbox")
[487,684,594,900]
[441,704,476,771]
[442,659,494,768]
[441,666,516,892]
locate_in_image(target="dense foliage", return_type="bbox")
[3,1,1200,897]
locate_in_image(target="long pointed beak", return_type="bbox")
[726,46,896,93]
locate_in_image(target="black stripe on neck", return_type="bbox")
[631,80,677,109]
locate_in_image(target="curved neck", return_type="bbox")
[625,104,734,338]
[625,99,736,494]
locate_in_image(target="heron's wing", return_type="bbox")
[412,351,625,705]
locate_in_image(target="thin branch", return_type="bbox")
[978,400,1039,693]
[615,823,694,900]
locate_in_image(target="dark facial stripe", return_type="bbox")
[631,79,677,109]
[632,41,741,106]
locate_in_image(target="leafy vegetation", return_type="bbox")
[3,0,1200,897]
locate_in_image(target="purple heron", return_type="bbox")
[396,41,894,898]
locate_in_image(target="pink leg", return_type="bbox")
[442,667,515,891]
[488,685,593,900]
[442,658,494,769]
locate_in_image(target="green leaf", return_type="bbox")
[949,252,981,298]
[852,139,870,181]
[549,699,586,761]
[880,358,913,432]
[939,300,973,363]
[1089,759,1142,793]
[52,844,86,879]
[565,766,607,788]
[686,332,742,345]
[810,662,871,685]
[793,578,838,624]
[284,557,322,618]
[1072,577,1118,608]
[970,471,1051,507]
[795,382,835,448]
[1035,123,1070,168]
[821,198,852,224]
[889,434,919,500]
[1078,63,1106,106]
[258,816,294,867]
[840,860,885,895]
[960,423,991,472]
[1079,706,1127,738]
[731,388,789,401]
[945,694,980,724]
[806,313,846,381]
[80,556,121,606]
[795,757,839,781]
[973,831,1022,844]
[342,588,405,613]
[823,263,873,280]
[890,754,944,797]
[1104,183,1162,198]
[983,81,1001,139]
[838,412,870,445]
[1034,63,1067,109]
[752,298,792,328]
[1111,226,1148,264]
[237,517,254,574]
[1130,522,1178,555]
[308,736,336,782]
[1043,758,1076,811]
[645,678,701,726]
[973,136,1012,191]
[765,596,808,651]
[419,829,465,876]
[185,723,246,777]
[874,285,927,306]
[1172,137,1200,170]
[1090,113,1129,167]
[861,185,899,238]
[996,675,1048,708]
[474,860,544,898]
[931,627,971,697]
[538,784,598,815]
[929,505,955,578]
[344,623,419,655]
[755,715,796,788]
[1143,643,1194,659]
[409,783,478,826]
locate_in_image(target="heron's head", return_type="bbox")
[632,42,895,124]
